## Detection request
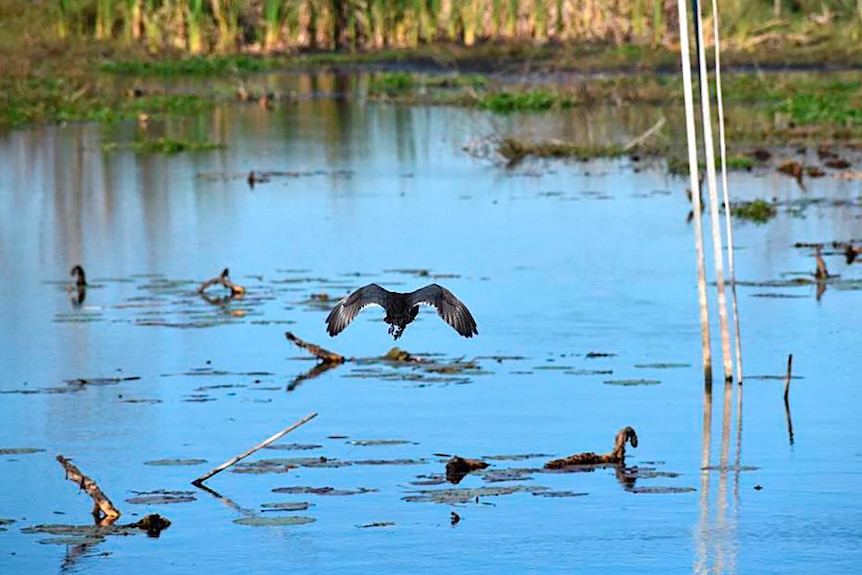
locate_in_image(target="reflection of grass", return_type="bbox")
[103,137,225,154]
[731,199,777,223]
[369,72,414,96]
[369,72,487,97]
[101,55,285,76]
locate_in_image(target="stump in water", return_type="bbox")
[445,456,489,484]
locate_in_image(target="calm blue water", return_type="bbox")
[1,74,860,574]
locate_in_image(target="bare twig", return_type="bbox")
[192,412,318,486]
[783,353,793,404]
[285,332,345,364]
[198,268,246,297]
[623,116,666,151]
[56,455,121,522]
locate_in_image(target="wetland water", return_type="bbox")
[1,72,861,573]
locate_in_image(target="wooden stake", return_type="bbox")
[56,455,121,521]
[285,332,345,364]
[192,412,318,486]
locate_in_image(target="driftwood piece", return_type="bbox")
[784,354,795,445]
[285,332,345,364]
[198,268,246,297]
[445,456,489,484]
[192,412,318,486]
[56,455,121,522]
[544,426,639,469]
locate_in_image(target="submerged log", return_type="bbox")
[56,455,121,522]
[544,426,638,469]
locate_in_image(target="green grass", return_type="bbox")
[730,199,777,223]
[478,91,573,113]
[369,72,415,96]
[775,90,862,126]
[100,55,288,76]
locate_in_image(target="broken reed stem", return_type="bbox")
[285,332,345,364]
[623,116,666,151]
[783,353,793,404]
[677,0,712,386]
[711,0,744,385]
[694,0,734,383]
[192,412,318,486]
[56,455,121,521]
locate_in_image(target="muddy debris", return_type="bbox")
[357,521,395,529]
[777,160,804,184]
[272,486,377,496]
[445,456,490,484]
[132,514,171,537]
[198,268,246,299]
[545,426,638,469]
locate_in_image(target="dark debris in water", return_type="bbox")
[482,453,552,461]
[356,521,396,529]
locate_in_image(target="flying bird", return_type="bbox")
[325,283,477,340]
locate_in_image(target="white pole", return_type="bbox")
[677,0,712,385]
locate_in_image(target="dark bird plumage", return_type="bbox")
[325,283,477,340]
[70,265,87,288]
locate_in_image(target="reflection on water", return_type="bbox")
[1,72,861,574]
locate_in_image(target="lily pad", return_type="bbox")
[233,516,315,527]
[347,439,416,447]
[353,458,426,466]
[0,448,45,455]
[272,486,377,496]
[532,491,589,498]
[633,362,690,369]
[260,502,313,512]
[144,458,207,466]
[402,485,548,504]
[603,379,661,386]
[264,443,323,451]
[629,486,697,494]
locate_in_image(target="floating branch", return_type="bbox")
[623,116,666,152]
[192,412,318,486]
[285,332,345,364]
[784,354,795,445]
[544,426,638,469]
[56,455,121,523]
[198,268,246,298]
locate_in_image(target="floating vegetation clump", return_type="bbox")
[126,490,197,505]
[271,486,377,496]
[369,72,414,96]
[775,88,862,126]
[603,379,661,386]
[731,199,778,223]
[260,502,313,512]
[233,516,315,527]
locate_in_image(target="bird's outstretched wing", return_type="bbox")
[408,284,478,338]
[326,283,391,336]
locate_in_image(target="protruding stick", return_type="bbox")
[192,412,318,486]
[783,354,793,404]
[56,455,121,521]
[285,332,345,364]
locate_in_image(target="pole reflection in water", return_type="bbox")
[695,376,742,575]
